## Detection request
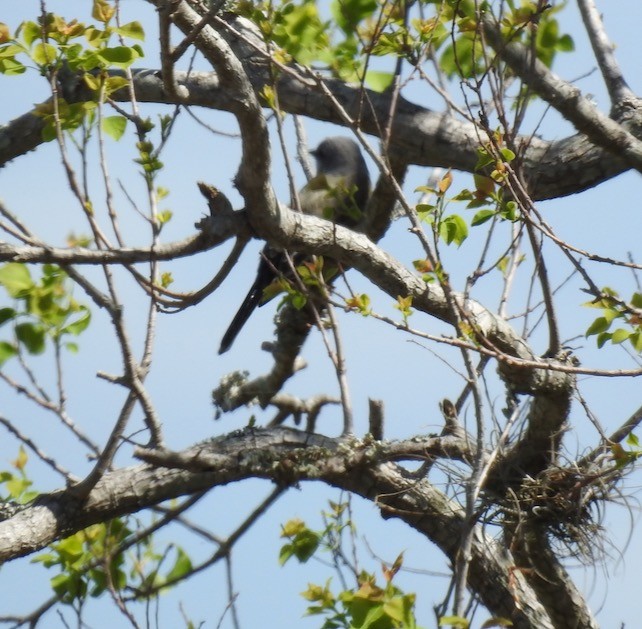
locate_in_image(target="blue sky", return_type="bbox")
[1,1,642,627]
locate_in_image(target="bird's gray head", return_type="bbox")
[311,136,366,177]
[309,137,370,215]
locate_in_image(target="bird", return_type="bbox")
[218,136,371,354]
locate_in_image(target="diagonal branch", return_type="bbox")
[481,13,642,174]
[576,0,634,105]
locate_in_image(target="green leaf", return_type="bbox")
[15,322,46,354]
[499,200,518,221]
[0,307,16,326]
[395,295,413,319]
[83,72,100,91]
[51,572,86,602]
[293,530,321,562]
[278,545,294,566]
[0,263,33,296]
[84,26,107,49]
[358,604,385,628]
[439,214,468,246]
[585,316,610,337]
[96,45,141,68]
[630,331,642,353]
[596,331,611,348]
[56,534,85,562]
[440,35,482,79]
[157,210,173,224]
[537,17,559,48]
[101,115,127,140]
[280,529,320,565]
[115,21,145,41]
[103,75,130,94]
[331,0,378,34]
[383,597,408,622]
[365,70,394,92]
[602,307,620,324]
[440,615,470,628]
[0,340,17,365]
[611,328,631,345]
[0,57,26,75]
[31,42,57,65]
[416,203,436,222]
[5,476,32,500]
[499,147,515,162]
[556,34,574,52]
[61,309,91,336]
[20,21,41,47]
[273,2,328,66]
[291,293,307,309]
[471,209,495,226]
[452,188,474,201]
[164,547,193,583]
[32,551,57,566]
[475,146,495,170]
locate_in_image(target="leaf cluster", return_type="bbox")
[34,516,194,604]
[585,289,642,352]
[0,2,144,76]
[0,263,91,364]
[34,519,133,603]
[301,571,422,629]
[280,503,423,628]
[0,1,145,142]
[0,446,37,504]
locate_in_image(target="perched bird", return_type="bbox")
[218,136,370,354]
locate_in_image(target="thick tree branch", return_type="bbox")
[2,65,638,201]
[0,426,589,628]
[0,199,577,401]
[481,14,642,174]
[506,520,599,629]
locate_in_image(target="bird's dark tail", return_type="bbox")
[218,282,264,354]
[218,251,284,354]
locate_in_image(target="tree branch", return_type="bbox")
[2,65,638,200]
[481,13,642,174]
[577,0,634,105]
[0,426,581,627]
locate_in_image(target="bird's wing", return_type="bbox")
[299,174,363,226]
